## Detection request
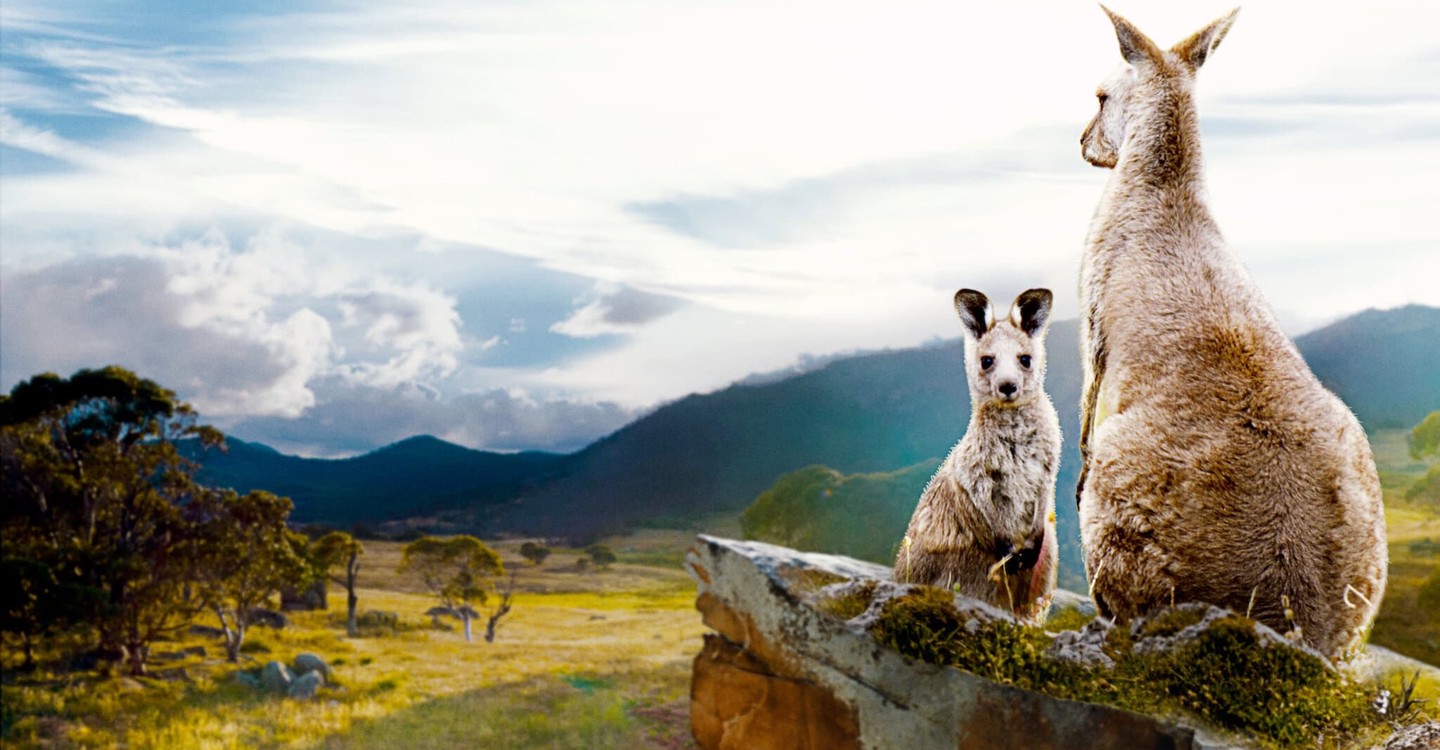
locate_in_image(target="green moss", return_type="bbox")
[869,588,1098,698]
[1138,616,1376,747]
[812,580,879,621]
[1134,605,1206,639]
[1043,605,1095,633]
[866,588,1408,749]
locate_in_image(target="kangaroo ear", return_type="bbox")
[1011,289,1053,337]
[1172,7,1240,70]
[1101,5,1162,66]
[954,289,992,340]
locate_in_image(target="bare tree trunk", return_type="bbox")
[342,551,360,637]
[125,638,148,676]
[346,589,358,637]
[217,608,245,662]
[21,633,36,671]
[484,575,516,643]
[461,612,473,642]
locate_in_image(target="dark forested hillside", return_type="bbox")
[486,319,1084,548]
[1293,304,1440,429]
[203,306,1438,559]
[196,435,567,525]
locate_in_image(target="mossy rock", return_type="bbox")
[846,585,1416,749]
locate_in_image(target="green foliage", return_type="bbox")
[519,542,551,566]
[312,531,365,636]
[742,461,938,565]
[0,367,226,675]
[192,489,310,661]
[1410,411,1440,461]
[401,536,505,641]
[1407,466,1440,504]
[584,544,616,569]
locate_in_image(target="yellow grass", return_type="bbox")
[1,554,704,750]
[1363,429,1440,673]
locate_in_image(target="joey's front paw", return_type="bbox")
[999,535,1043,574]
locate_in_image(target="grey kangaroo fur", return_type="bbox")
[896,288,1061,623]
[1076,6,1387,659]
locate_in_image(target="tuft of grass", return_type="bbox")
[811,580,880,621]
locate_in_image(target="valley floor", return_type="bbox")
[2,429,1437,749]
[1,537,706,750]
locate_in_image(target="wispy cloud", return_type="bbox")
[551,282,685,338]
[2,0,1439,452]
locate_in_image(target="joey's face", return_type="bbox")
[1081,64,1135,168]
[968,324,1045,405]
[954,287,1052,407]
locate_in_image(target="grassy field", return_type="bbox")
[2,433,1436,749]
[1,536,706,750]
[1369,429,1440,667]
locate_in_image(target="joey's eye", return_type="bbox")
[980,356,995,370]
[1019,355,1032,369]
[1097,93,1108,104]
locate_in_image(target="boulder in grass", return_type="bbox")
[189,624,226,639]
[247,608,289,630]
[293,653,331,681]
[260,661,293,693]
[288,670,325,700]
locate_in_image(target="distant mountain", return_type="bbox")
[485,316,1086,574]
[196,435,567,526]
[202,305,1439,557]
[1292,305,1440,430]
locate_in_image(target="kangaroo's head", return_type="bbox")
[1081,6,1239,168]
[955,288,1053,407]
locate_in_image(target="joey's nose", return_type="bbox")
[999,382,1017,398]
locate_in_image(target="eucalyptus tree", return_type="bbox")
[192,489,310,661]
[401,535,505,642]
[312,531,365,636]
[0,367,223,675]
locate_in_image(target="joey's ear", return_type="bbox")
[1011,289,1053,337]
[954,289,992,340]
[1101,5,1162,66]
[1171,7,1239,70]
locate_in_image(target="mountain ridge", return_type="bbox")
[198,304,1440,547]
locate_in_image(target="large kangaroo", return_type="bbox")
[1076,7,1386,660]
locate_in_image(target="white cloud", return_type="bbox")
[224,381,637,457]
[0,231,468,419]
[2,0,1439,452]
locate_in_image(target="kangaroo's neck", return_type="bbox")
[1100,86,1214,234]
[972,397,1046,430]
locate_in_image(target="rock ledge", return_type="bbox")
[685,535,1225,750]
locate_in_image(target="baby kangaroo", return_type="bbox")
[895,288,1061,623]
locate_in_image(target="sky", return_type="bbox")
[3,1,1438,457]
